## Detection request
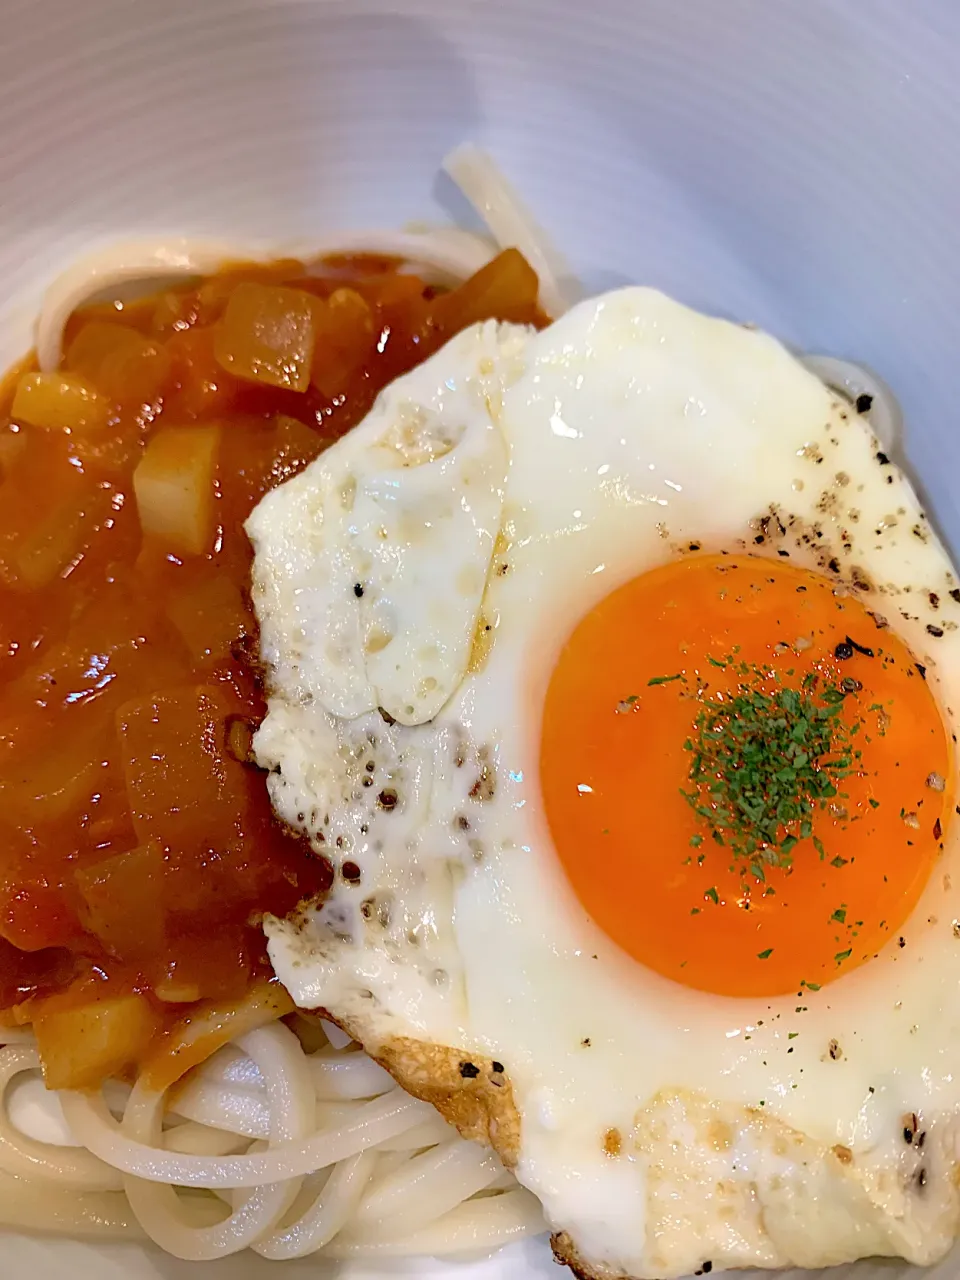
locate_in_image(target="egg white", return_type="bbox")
[249,288,960,1278]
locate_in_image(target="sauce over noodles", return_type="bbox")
[0,249,543,1090]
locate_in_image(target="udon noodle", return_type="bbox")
[0,143,904,1263]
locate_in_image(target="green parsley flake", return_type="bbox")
[704,886,719,905]
[648,673,683,686]
[680,661,860,873]
[689,834,703,848]
[757,948,774,960]
[831,908,847,924]
[835,948,852,965]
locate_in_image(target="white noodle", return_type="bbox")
[443,142,573,318]
[169,1078,271,1140]
[61,1079,436,1189]
[0,1046,123,1192]
[0,1169,144,1238]
[326,1187,545,1258]
[253,1150,377,1259]
[319,1019,354,1051]
[121,1024,313,1260]
[800,354,903,455]
[163,1122,251,1158]
[351,1139,502,1237]
[307,1050,396,1101]
[43,1024,543,1257]
[0,1029,36,1046]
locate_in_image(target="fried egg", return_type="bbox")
[248,288,960,1279]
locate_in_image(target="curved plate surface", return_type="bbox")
[1,1,959,1277]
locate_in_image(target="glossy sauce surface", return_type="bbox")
[0,249,542,1083]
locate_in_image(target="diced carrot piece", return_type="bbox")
[11,372,110,434]
[214,282,317,391]
[66,322,171,406]
[311,288,375,396]
[133,424,220,556]
[75,842,165,963]
[166,570,252,666]
[33,992,160,1088]
[116,685,250,850]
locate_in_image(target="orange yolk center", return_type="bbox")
[540,554,954,997]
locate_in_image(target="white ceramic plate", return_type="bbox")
[2,1,960,1276]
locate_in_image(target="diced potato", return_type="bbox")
[0,424,28,480]
[268,413,326,483]
[33,992,160,1089]
[166,571,252,666]
[133,424,220,556]
[432,248,540,333]
[311,288,375,396]
[165,327,237,420]
[0,478,111,593]
[116,684,251,850]
[11,372,110,434]
[214,282,317,391]
[75,842,165,963]
[0,718,109,825]
[66,322,171,406]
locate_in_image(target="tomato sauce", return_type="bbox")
[0,248,543,1085]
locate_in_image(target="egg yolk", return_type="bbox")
[540,554,954,997]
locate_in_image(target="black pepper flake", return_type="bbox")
[377,788,398,811]
[876,451,891,465]
[581,1037,592,1046]
[459,1061,480,1079]
[951,589,960,604]
[688,541,701,551]
[898,936,906,948]
[916,663,927,680]
[904,1126,915,1145]
[856,393,873,414]
[353,582,364,598]
[491,1061,504,1073]
[834,641,854,660]
[934,818,943,840]
[845,636,875,657]
[917,1167,927,1190]
[918,1130,927,1149]
[927,624,944,638]
[930,592,941,609]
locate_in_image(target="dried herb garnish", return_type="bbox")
[680,660,860,872]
